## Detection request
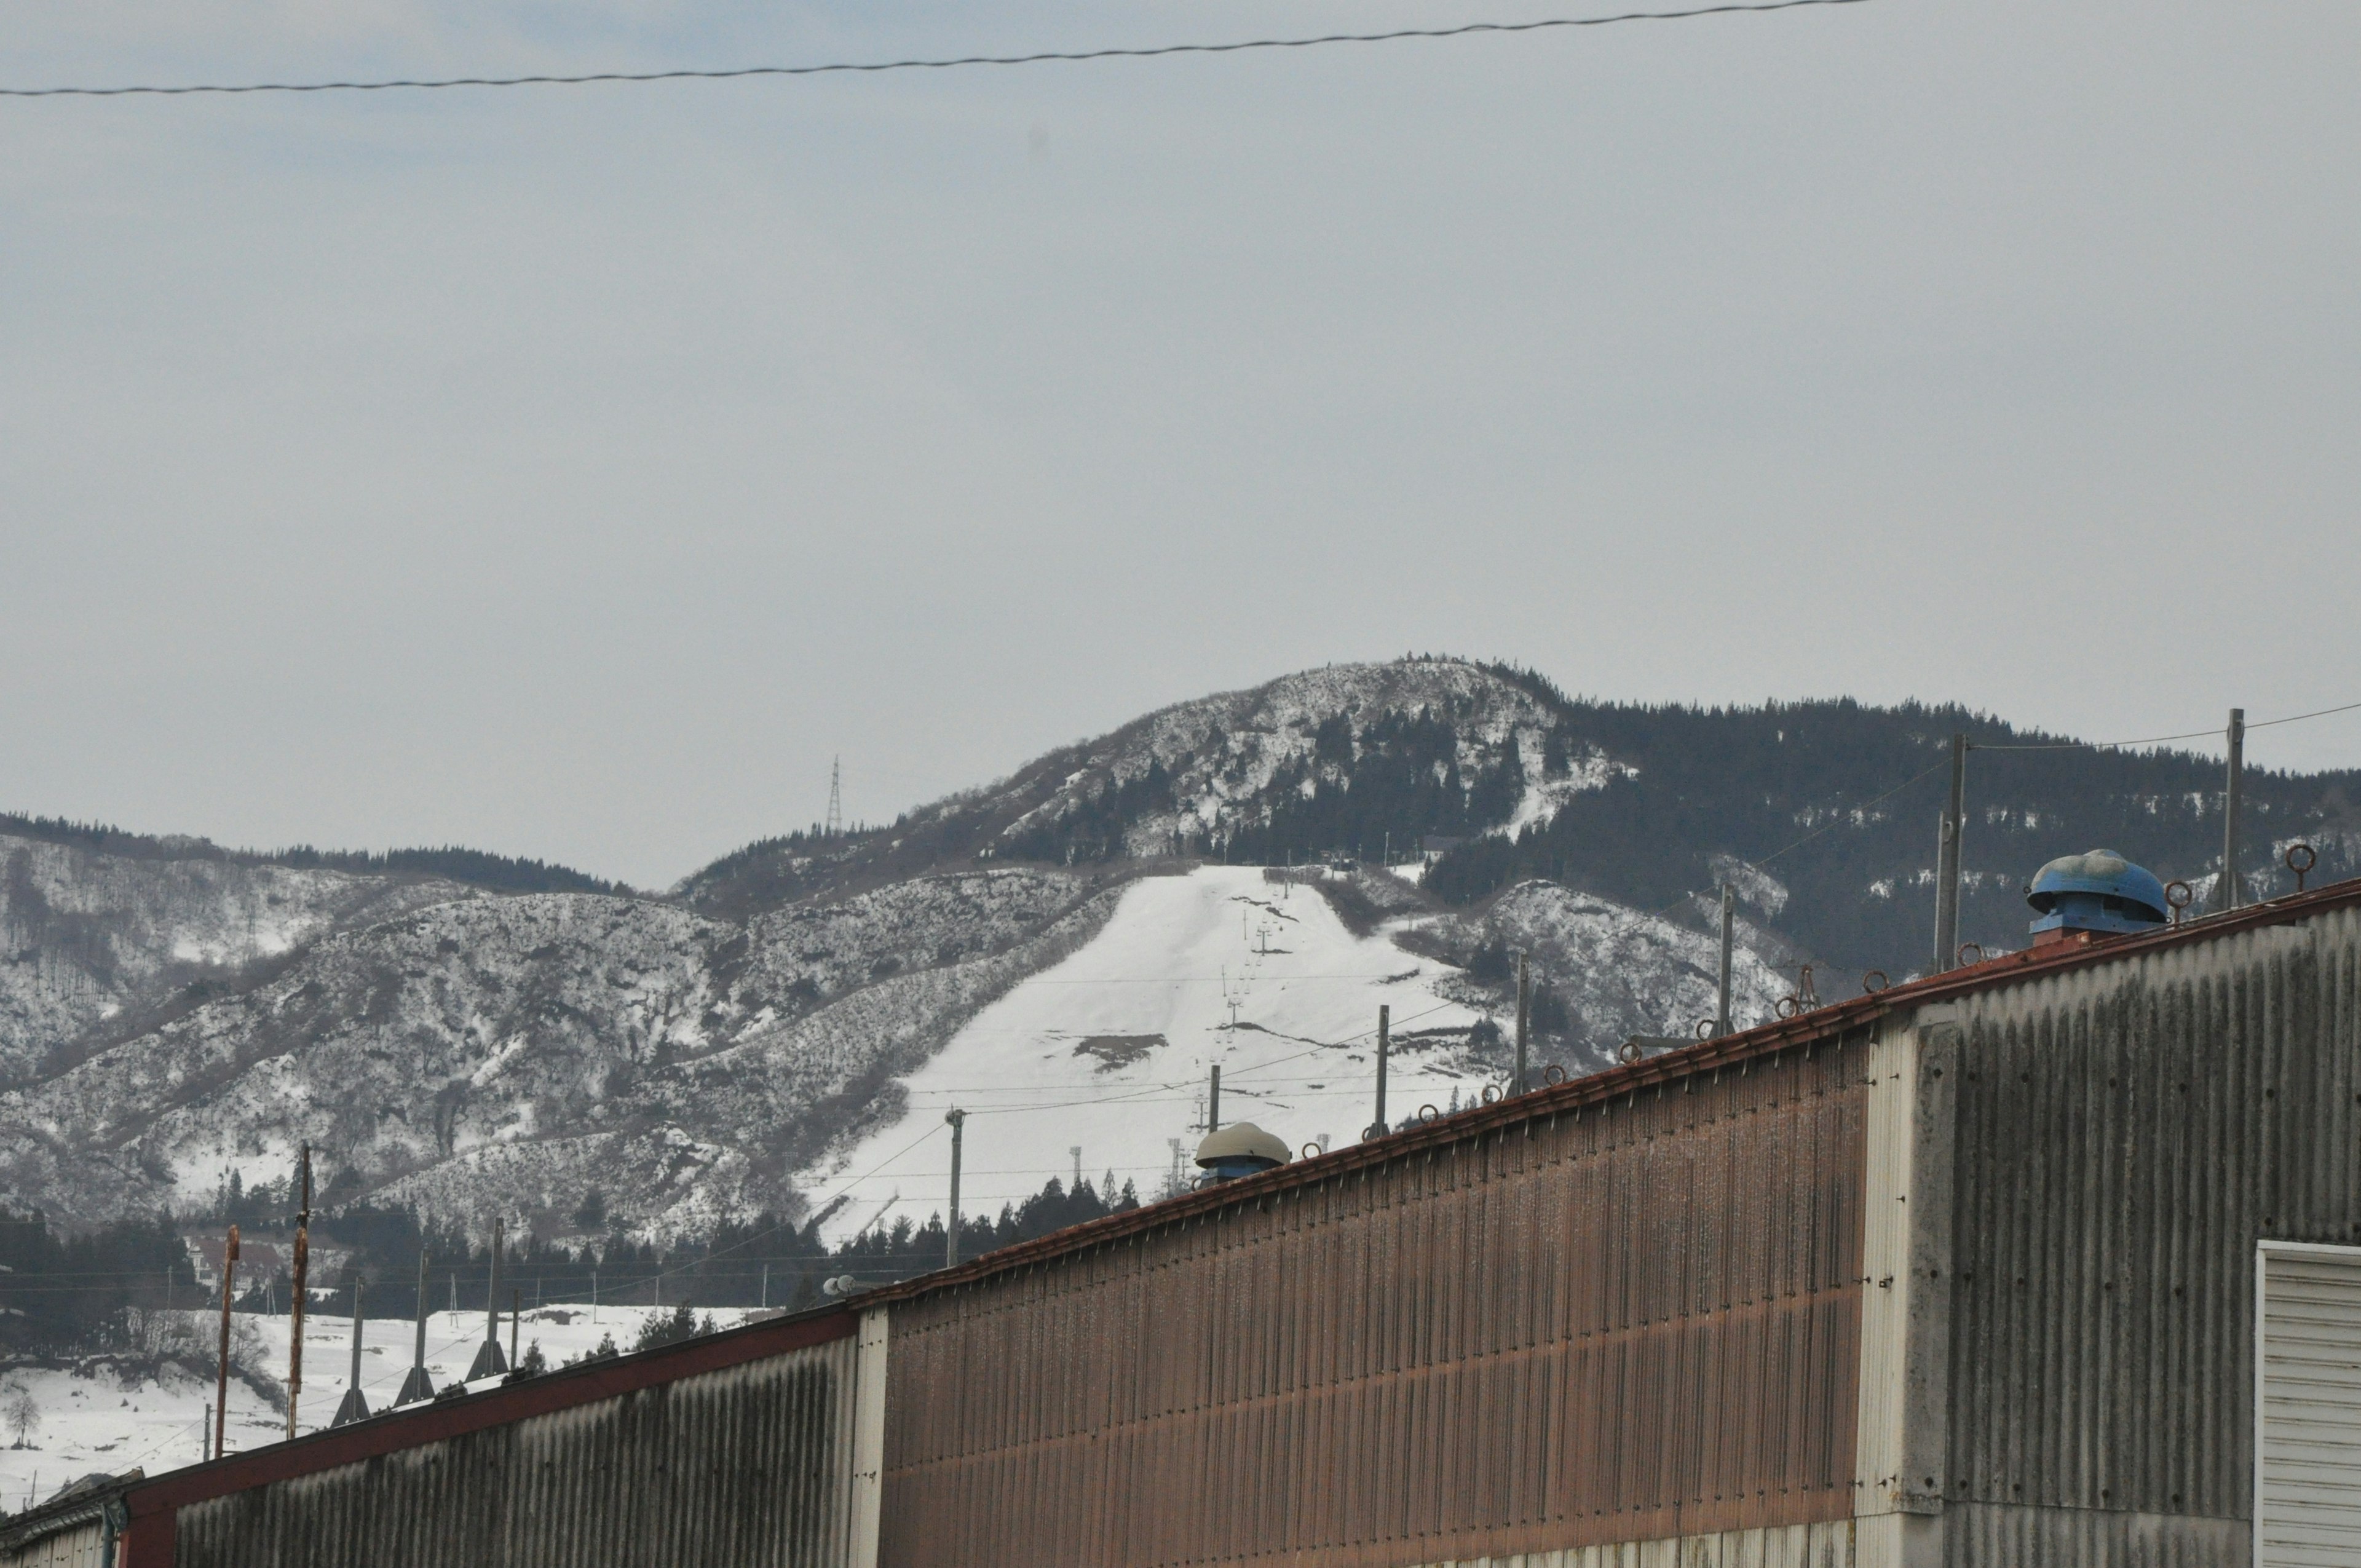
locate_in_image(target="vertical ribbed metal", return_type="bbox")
[0,1519,106,1567]
[882,1039,1869,1566]
[170,1334,858,1568]
[1942,905,2361,1546]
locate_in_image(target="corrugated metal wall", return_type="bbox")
[883,1038,1869,1568]
[170,1332,858,1568]
[1944,905,2361,1553]
[0,1519,105,1568]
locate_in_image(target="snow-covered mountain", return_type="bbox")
[33,650,2325,1242]
[676,658,1602,916]
[0,853,1126,1233]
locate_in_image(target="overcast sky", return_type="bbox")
[3,0,2355,888]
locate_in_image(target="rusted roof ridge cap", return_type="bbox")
[124,1304,855,1516]
[874,1001,1885,1306]
[1877,868,2361,1010]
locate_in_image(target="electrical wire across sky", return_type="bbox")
[0,0,1872,100]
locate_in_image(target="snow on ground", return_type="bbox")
[0,1302,765,1511]
[800,866,1485,1244]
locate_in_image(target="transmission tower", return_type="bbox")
[825,757,842,837]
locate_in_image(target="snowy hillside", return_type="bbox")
[0,866,1121,1233]
[0,830,471,1085]
[802,865,1789,1242]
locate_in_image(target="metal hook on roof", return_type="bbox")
[1543,1064,1567,1085]
[1417,1104,1440,1123]
[1861,969,1889,995]
[2165,880,2194,925]
[2287,842,2318,893]
[1956,941,1986,966]
[1480,1084,1501,1106]
[1693,1018,1715,1041]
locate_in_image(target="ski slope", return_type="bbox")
[801,866,1489,1243]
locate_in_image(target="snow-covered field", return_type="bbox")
[0,1302,765,1513]
[800,866,1489,1243]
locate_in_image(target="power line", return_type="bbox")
[2252,698,2361,732]
[1966,697,2361,753]
[0,0,1872,101]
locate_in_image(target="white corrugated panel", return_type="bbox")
[2258,1244,2361,1568]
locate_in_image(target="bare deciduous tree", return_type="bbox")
[3,1382,40,1449]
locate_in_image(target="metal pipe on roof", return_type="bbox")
[1208,1065,1220,1133]
[1372,1004,1390,1137]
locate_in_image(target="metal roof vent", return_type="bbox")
[2027,849,2169,940]
[1195,1123,1291,1184]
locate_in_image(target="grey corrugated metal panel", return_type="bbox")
[1940,1502,2244,1567]
[1942,903,2361,1537]
[882,1039,1867,1567]
[0,1520,105,1568]
[171,1331,856,1568]
[0,1518,102,1568]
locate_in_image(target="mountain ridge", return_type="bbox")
[7,655,2357,1243]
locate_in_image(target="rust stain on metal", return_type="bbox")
[166,1334,856,1568]
[882,1040,1868,1566]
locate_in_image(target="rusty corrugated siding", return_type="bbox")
[1942,903,2361,1545]
[170,1332,856,1568]
[883,1037,1869,1567]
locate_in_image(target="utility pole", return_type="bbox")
[1933,734,1968,972]
[761,1263,769,1310]
[1513,954,1531,1095]
[1715,884,1736,1037]
[332,1281,370,1427]
[826,757,843,838]
[1372,1004,1390,1138]
[1208,1066,1221,1133]
[1070,1146,1082,1190]
[510,1290,520,1371]
[398,1251,433,1405]
[466,1220,507,1381]
[944,1109,967,1269]
[2220,708,2245,913]
[285,1146,312,1441]
[214,1225,239,1462]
